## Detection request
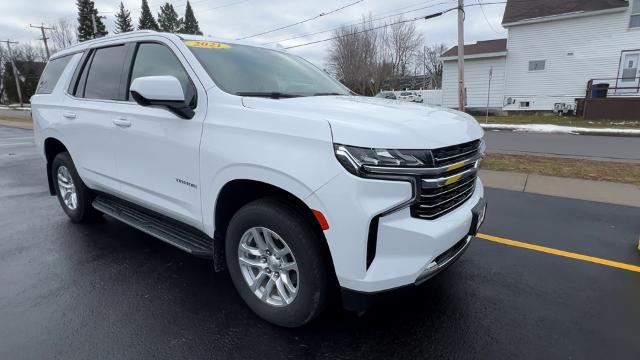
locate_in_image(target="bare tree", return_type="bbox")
[385,18,423,80]
[326,15,446,94]
[327,17,381,95]
[49,18,77,52]
[415,43,447,89]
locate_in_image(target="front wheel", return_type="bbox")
[225,198,332,327]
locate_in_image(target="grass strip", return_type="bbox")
[475,116,640,129]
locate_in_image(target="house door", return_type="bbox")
[617,51,640,93]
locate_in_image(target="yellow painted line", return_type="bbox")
[477,233,640,273]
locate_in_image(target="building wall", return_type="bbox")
[442,56,506,109]
[503,8,640,111]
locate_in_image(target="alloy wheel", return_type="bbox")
[238,227,299,307]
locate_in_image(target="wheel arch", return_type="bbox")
[212,179,336,282]
[44,137,69,195]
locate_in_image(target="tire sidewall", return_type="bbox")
[225,200,329,327]
[51,152,92,222]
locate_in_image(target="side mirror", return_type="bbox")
[130,76,194,119]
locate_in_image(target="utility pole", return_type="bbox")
[30,23,53,59]
[1,40,23,107]
[422,45,427,90]
[457,0,465,112]
[485,66,493,123]
[91,14,107,39]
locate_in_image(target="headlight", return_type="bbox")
[334,144,429,176]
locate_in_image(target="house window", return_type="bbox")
[631,0,640,28]
[529,60,546,71]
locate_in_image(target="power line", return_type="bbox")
[284,1,511,49]
[264,0,456,45]
[285,8,455,49]
[476,0,502,33]
[237,0,365,40]
[198,0,252,14]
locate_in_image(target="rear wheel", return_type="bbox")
[225,198,331,327]
[51,152,100,222]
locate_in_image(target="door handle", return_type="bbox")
[113,117,131,128]
[62,112,76,119]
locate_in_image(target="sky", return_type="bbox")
[0,0,507,66]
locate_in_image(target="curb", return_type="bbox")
[481,124,640,137]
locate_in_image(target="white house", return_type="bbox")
[441,39,507,112]
[442,0,640,115]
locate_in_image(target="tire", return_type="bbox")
[225,198,332,327]
[51,152,101,223]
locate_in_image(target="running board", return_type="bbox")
[92,195,213,257]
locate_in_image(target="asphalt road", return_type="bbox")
[1,125,640,359]
[484,130,640,162]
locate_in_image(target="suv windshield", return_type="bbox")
[184,40,350,97]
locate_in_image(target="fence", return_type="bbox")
[584,77,640,120]
[391,89,443,106]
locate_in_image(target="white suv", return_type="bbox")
[31,31,487,327]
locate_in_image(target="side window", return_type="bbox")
[36,55,72,94]
[528,60,546,71]
[83,45,128,100]
[129,43,196,106]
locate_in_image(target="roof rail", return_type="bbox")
[62,30,160,50]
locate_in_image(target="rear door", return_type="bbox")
[111,40,206,228]
[62,44,130,192]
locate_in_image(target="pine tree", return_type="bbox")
[138,0,160,31]
[181,1,203,35]
[114,2,134,33]
[157,3,183,33]
[76,0,107,41]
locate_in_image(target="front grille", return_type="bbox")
[411,140,481,220]
[432,139,481,167]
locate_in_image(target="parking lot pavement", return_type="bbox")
[1,125,640,359]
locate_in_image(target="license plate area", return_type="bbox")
[469,198,487,236]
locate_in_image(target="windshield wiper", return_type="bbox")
[235,92,302,99]
[312,92,344,96]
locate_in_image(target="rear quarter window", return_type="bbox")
[36,55,72,94]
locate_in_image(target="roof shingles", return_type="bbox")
[441,39,507,58]
[502,0,629,25]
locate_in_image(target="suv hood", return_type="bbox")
[242,96,483,149]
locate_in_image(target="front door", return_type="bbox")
[617,51,640,93]
[112,39,206,228]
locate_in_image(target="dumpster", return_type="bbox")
[591,83,609,98]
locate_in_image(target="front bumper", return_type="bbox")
[305,172,486,294]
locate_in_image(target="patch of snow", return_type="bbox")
[481,123,640,136]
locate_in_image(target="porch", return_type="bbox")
[584,77,640,120]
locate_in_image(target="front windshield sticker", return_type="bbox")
[184,40,230,49]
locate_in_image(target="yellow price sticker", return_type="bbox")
[184,40,231,49]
